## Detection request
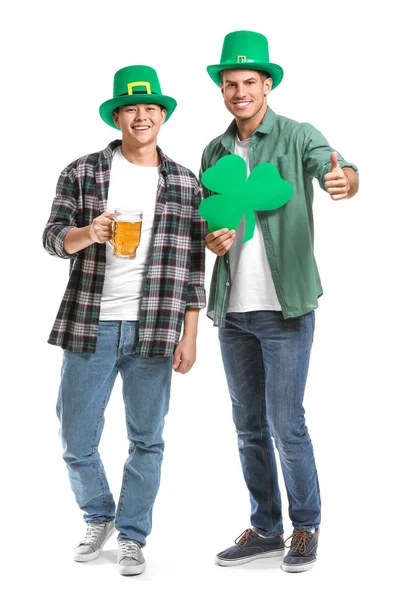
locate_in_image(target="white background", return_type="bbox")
[1,0,395,598]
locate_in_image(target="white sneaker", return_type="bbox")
[117,539,146,575]
[73,521,115,562]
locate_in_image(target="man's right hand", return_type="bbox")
[205,228,235,256]
[90,212,113,243]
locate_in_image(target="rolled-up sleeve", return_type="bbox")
[301,123,359,191]
[186,185,206,309]
[43,168,79,259]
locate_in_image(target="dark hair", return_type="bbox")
[112,103,166,118]
[219,70,270,82]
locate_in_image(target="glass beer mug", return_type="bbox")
[109,208,143,259]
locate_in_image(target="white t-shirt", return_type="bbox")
[227,135,281,313]
[100,146,160,320]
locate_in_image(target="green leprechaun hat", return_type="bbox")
[207,30,284,89]
[99,65,177,129]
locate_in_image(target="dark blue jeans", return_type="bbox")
[219,311,321,536]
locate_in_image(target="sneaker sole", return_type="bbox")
[118,562,146,576]
[215,548,285,567]
[281,559,316,573]
[73,522,116,563]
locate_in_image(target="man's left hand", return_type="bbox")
[172,336,197,374]
[324,152,351,200]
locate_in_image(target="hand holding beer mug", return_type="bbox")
[109,208,143,259]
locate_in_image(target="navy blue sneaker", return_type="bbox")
[215,528,285,566]
[281,528,319,573]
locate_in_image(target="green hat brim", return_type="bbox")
[207,62,284,90]
[99,94,177,129]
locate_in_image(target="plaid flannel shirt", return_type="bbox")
[43,140,206,357]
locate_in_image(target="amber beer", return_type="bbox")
[111,208,143,258]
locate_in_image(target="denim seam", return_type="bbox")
[291,524,320,531]
[85,518,114,524]
[243,312,275,535]
[294,312,321,528]
[305,312,308,346]
[258,349,274,535]
[117,440,137,517]
[90,372,117,515]
[141,451,165,539]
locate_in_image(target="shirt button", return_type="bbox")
[226,282,230,287]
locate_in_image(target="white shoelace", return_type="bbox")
[118,540,139,559]
[80,523,106,546]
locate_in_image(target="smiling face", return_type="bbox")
[112,103,167,147]
[220,69,272,130]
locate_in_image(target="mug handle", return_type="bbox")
[106,216,115,249]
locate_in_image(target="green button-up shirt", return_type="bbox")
[200,106,358,326]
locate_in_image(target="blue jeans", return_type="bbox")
[56,321,173,545]
[218,311,321,535]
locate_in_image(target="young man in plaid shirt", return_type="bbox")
[43,65,206,576]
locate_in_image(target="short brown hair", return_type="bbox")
[219,70,270,82]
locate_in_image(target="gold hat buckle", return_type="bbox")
[127,81,152,95]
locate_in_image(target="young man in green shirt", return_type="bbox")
[201,30,358,573]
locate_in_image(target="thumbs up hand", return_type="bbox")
[324,151,350,200]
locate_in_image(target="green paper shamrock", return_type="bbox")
[200,154,294,243]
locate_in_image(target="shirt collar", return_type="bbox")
[157,146,170,175]
[103,139,122,160]
[221,106,278,151]
[101,140,168,175]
